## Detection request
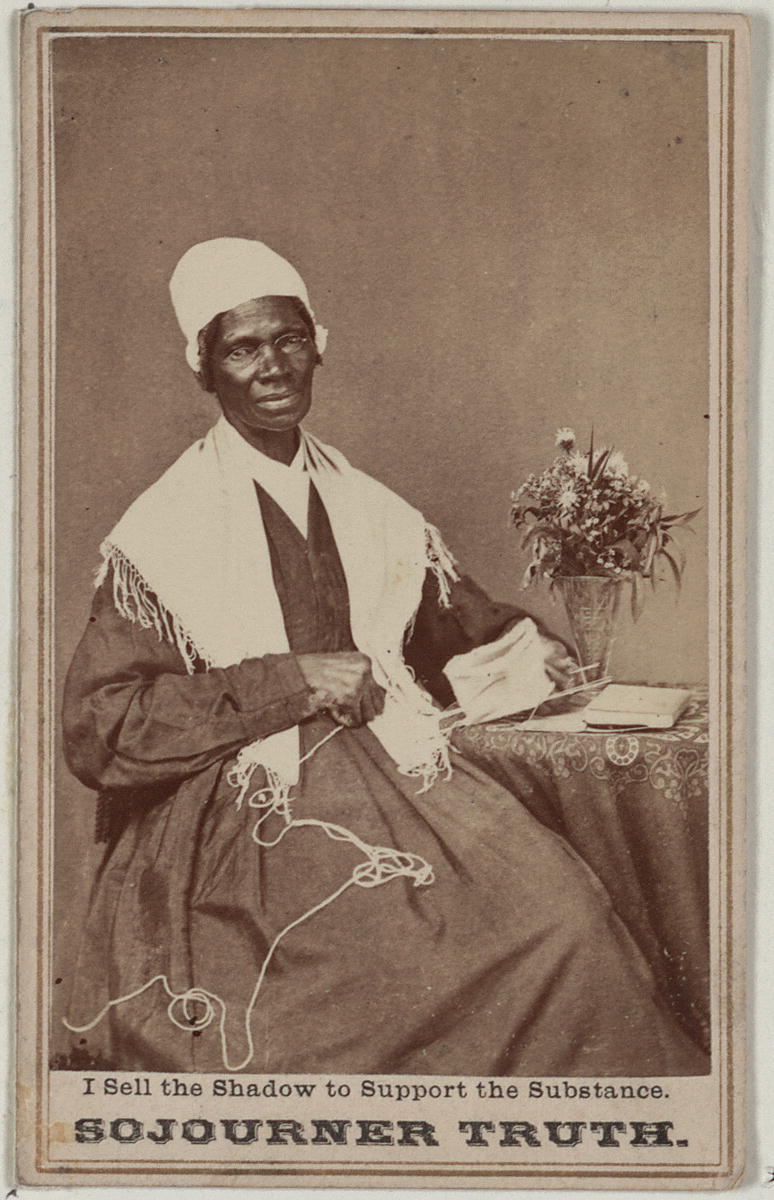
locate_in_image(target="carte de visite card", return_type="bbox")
[17,7,748,1189]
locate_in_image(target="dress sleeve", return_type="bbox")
[63,578,315,794]
[404,570,557,707]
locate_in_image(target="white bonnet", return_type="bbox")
[169,237,328,371]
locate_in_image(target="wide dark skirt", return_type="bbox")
[66,710,707,1076]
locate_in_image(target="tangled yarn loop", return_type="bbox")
[64,725,435,1071]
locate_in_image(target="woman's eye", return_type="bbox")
[278,334,308,351]
[227,346,251,361]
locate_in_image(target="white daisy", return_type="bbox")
[606,450,630,477]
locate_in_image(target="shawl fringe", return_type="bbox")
[95,537,456,799]
[425,522,459,608]
[96,542,209,675]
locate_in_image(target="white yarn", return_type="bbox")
[64,727,434,1072]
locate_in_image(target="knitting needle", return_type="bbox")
[525,676,612,722]
[567,661,601,686]
[557,675,612,700]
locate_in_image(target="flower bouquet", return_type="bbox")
[510,428,698,679]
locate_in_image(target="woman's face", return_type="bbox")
[209,296,318,446]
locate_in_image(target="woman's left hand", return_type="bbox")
[541,640,577,691]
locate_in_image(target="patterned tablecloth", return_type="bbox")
[453,688,709,1051]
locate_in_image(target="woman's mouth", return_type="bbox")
[256,390,297,405]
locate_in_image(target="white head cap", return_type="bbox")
[169,237,328,372]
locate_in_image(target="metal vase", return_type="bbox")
[554,575,624,682]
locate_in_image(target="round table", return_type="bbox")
[453,687,709,1051]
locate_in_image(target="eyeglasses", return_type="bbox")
[221,331,312,365]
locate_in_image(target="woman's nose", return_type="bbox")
[255,344,287,379]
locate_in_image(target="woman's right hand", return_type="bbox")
[296,652,387,728]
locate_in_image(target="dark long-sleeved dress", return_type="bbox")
[61,482,708,1075]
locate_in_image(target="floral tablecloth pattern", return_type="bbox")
[453,688,709,1051]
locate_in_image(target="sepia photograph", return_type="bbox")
[17,6,748,1188]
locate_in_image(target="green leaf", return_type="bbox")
[520,523,559,549]
[659,546,683,592]
[630,573,645,622]
[611,538,641,568]
[590,447,613,481]
[663,534,687,573]
[641,531,658,577]
[662,507,702,526]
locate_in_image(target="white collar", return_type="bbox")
[218,414,306,478]
[217,416,309,536]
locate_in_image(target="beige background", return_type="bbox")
[52,33,710,1044]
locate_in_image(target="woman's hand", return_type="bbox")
[296,651,387,727]
[541,639,577,691]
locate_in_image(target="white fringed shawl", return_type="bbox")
[96,417,460,802]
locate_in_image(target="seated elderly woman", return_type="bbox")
[62,238,707,1076]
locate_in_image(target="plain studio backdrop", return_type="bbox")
[51,32,709,1048]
